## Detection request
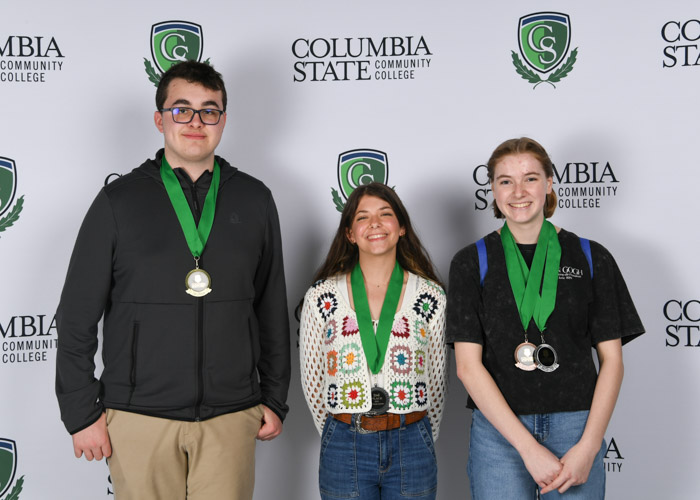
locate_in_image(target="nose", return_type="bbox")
[188,111,204,128]
[513,181,524,196]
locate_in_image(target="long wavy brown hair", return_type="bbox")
[312,183,443,287]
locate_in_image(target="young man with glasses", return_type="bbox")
[56,61,290,499]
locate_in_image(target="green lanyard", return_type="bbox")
[159,156,220,259]
[351,261,404,374]
[500,220,561,333]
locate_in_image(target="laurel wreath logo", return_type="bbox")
[0,195,24,237]
[143,59,161,86]
[2,475,24,500]
[512,47,578,88]
[331,188,345,212]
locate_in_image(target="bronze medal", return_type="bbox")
[514,342,537,371]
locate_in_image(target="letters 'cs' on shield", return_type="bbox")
[0,158,17,218]
[337,149,389,201]
[0,439,17,497]
[518,12,571,74]
[150,21,203,74]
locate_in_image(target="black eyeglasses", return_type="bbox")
[160,107,224,125]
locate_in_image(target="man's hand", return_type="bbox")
[72,412,112,461]
[256,405,283,441]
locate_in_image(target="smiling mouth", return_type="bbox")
[367,234,387,240]
[509,202,531,208]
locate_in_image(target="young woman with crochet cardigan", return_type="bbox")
[299,183,447,499]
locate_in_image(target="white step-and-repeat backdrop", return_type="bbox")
[1,1,698,498]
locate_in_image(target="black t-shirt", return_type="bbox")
[445,228,645,415]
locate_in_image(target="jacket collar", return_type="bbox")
[137,149,239,187]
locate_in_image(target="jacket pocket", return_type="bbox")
[204,299,259,405]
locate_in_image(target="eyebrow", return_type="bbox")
[170,98,222,108]
[355,205,393,214]
[495,171,542,180]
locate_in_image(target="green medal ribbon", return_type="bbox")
[351,260,404,374]
[501,220,561,334]
[160,156,220,260]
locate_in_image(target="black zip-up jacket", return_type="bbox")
[56,151,290,434]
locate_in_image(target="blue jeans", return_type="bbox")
[468,410,606,500]
[319,414,438,499]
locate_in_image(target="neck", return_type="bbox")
[357,253,397,287]
[506,217,545,244]
[163,151,215,183]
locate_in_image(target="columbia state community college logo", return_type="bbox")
[0,34,65,83]
[512,12,578,88]
[331,150,389,212]
[293,37,433,82]
[0,439,24,499]
[0,158,24,237]
[144,21,208,86]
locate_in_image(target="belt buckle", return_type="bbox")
[354,413,377,434]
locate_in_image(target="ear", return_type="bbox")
[154,110,164,133]
[546,176,553,194]
[346,228,355,244]
[399,227,406,237]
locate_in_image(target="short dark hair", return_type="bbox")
[486,137,557,219]
[155,61,227,111]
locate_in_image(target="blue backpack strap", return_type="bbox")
[476,238,488,287]
[579,237,593,279]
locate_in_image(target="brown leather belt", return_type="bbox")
[333,411,427,433]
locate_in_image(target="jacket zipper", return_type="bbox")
[189,180,204,421]
[195,295,204,420]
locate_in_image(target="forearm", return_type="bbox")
[56,190,115,433]
[427,298,447,439]
[299,293,327,435]
[579,339,624,451]
[454,343,537,455]
[455,342,564,487]
[257,332,291,421]
[540,339,624,494]
[254,197,290,419]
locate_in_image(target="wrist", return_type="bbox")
[577,434,603,455]
[513,433,541,457]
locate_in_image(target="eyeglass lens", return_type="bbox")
[172,107,221,125]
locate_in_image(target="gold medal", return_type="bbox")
[514,342,537,371]
[186,268,212,297]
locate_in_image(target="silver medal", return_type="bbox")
[534,343,559,372]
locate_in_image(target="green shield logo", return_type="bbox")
[150,21,203,74]
[338,149,388,200]
[0,158,17,218]
[0,439,17,497]
[518,12,571,74]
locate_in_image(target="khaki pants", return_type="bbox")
[106,406,264,500]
